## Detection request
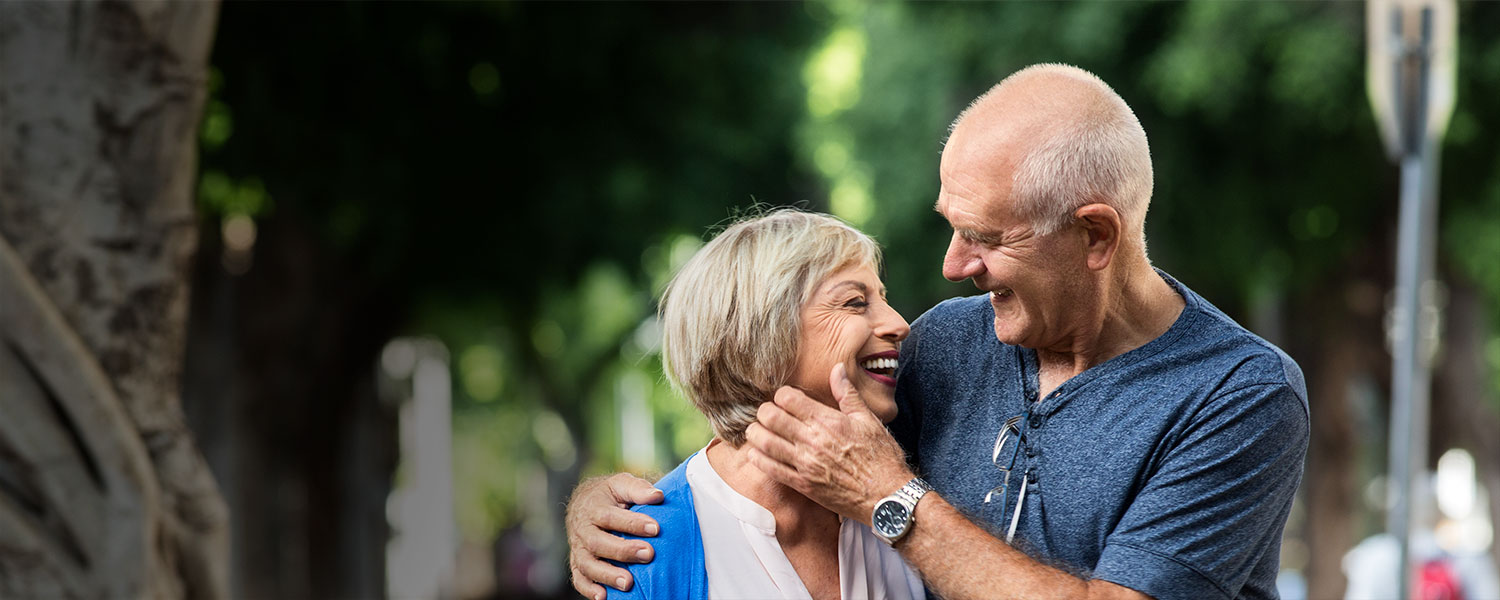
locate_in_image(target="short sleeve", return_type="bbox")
[1092,382,1309,600]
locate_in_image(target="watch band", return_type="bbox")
[894,477,933,506]
[872,477,932,544]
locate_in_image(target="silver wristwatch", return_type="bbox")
[871,477,932,545]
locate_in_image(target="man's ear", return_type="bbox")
[1073,203,1122,271]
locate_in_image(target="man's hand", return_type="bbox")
[565,473,664,599]
[745,363,913,522]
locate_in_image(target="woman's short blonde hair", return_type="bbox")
[659,209,881,447]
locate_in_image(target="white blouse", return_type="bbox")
[684,447,927,600]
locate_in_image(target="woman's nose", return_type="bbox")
[876,304,910,342]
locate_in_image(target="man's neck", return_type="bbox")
[1034,263,1184,395]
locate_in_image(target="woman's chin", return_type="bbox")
[869,398,899,423]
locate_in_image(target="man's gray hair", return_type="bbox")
[658,209,881,447]
[959,63,1154,240]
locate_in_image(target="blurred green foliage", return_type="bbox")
[199,0,1500,584]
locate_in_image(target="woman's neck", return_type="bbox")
[704,438,841,543]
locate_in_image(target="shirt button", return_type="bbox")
[1025,446,1037,458]
[1028,414,1042,429]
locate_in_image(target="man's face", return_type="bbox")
[934,120,1090,351]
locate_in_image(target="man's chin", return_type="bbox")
[992,318,1025,346]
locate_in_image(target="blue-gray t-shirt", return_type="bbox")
[890,271,1309,600]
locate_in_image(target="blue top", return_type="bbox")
[889,270,1309,600]
[608,456,708,600]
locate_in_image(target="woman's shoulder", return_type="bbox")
[626,459,699,532]
[607,455,708,600]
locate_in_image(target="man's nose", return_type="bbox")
[942,233,981,282]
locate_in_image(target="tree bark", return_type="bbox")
[0,1,225,597]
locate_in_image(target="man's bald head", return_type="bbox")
[947,64,1153,245]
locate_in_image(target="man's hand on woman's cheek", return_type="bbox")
[565,473,663,598]
[746,364,913,522]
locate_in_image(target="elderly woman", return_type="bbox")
[609,210,923,600]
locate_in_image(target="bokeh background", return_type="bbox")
[7,1,1500,599]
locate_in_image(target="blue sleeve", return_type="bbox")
[1092,382,1309,600]
[604,526,688,600]
[605,559,654,600]
[604,458,706,600]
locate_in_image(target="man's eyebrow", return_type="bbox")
[958,227,1002,245]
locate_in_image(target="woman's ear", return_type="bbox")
[1073,203,1121,271]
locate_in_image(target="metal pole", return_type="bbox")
[1389,153,1436,600]
[1386,7,1438,598]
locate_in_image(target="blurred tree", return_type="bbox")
[798,1,1500,597]
[0,1,226,598]
[181,2,819,597]
[166,1,1500,597]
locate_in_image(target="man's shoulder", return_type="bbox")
[1167,276,1307,411]
[911,293,992,340]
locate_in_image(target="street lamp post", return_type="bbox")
[1366,2,1456,598]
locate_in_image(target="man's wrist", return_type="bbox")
[858,470,917,518]
[871,477,933,544]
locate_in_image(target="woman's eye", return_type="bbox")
[844,298,869,309]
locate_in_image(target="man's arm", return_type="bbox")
[565,474,664,599]
[744,364,1151,600]
[900,493,1150,600]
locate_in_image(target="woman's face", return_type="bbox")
[790,262,910,422]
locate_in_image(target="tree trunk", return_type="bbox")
[0,1,225,598]
[181,213,401,599]
[1287,246,1393,600]
[1432,277,1500,579]
[1295,285,1360,600]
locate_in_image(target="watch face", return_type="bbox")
[873,500,910,537]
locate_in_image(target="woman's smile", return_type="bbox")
[857,350,899,387]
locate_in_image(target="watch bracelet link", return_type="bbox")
[894,477,932,507]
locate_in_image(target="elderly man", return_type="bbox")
[568,64,1308,600]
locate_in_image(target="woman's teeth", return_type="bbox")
[860,357,898,371]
